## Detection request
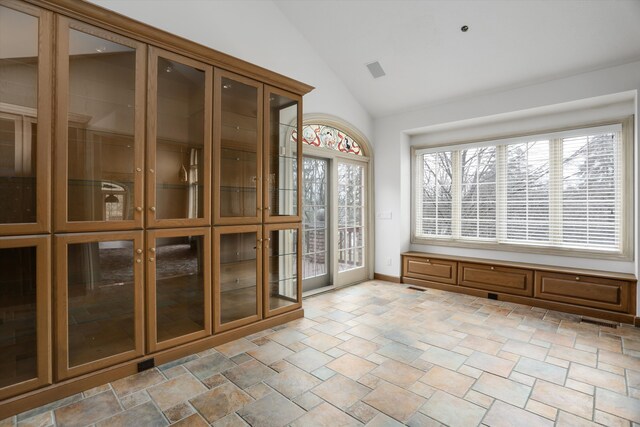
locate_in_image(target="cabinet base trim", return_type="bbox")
[0,309,303,419]
[401,277,635,325]
[374,273,400,283]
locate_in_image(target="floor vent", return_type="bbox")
[407,286,426,292]
[580,317,618,328]
[487,293,498,300]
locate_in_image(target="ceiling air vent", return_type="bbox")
[366,61,386,79]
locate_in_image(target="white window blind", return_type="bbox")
[414,123,627,255]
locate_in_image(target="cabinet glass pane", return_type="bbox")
[155,58,205,220]
[268,229,298,310]
[155,235,205,342]
[67,240,135,367]
[219,232,257,324]
[268,94,298,217]
[0,247,37,389]
[220,78,258,218]
[67,30,136,222]
[0,6,38,224]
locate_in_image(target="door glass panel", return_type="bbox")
[155,58,205,220]
[67,29,136,222]
[0,246,38,388]
[302,158,328,280]
[219,232,257,324]
[338,163,365,272]
[0,6,38,224]
[220,78,258,218]
[155,235,205,342]
[268,93,298,216]
[268,228,298,310]
[67,240,135,367]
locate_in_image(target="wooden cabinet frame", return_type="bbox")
[146,227,212,352]
[214,225,263,332]
[263,222,302,318]
[0,235,51,400]
[263,86,302,224]
[146,47,212,229]
[213,69,263,225]
[0,0,52,236]
[54,17,146,232]
[54,231,144,380]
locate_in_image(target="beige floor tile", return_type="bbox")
[569,363,626,394]
[147,374,206,411]
[555,411,599,426]
[531,380,593,419]
[222,359,276,389]
[532,329,576,347]
[212,412,250,427]
[215,338,259,358]
[338,337,381,358]
[163,402,194,423]
[183,353,236,380]
[371,360,423,387]
[263,365,321,399]
[327,353,377,380]
[420,390,485,427]
[54,391,122,427]
[290,402,361,427]
[312,374,371,409]
[365,413,405,427]
[172,413,210,427]
[514,357,567,385]
[465,351,515,378]
[599,349,640,371]
[464,389,494,408]
[472,372,531,408]
[501,339,548,361]
[96,401,167,427]
[285,347,333,372]
[301,332,343,352]
[189,382,252,423]
[345,324,382,340]
[593,409,631,427]
[420,346,467,370]
[362,382,426,423]
[548,344,597,367]
[420,366,474,398]
[483,400,553,427]
[376,342,423,364]
[266,329,308,347]
[595,388,640,423]
[246,341,295,366]
[458,335,502,355]
[292,391,324,411]
[236,392,305,427]
[525,399,557,421]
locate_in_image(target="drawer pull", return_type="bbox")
[490,266,495,270]
[575,276,580,281]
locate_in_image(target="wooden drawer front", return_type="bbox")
[404,257,457,285]
[535,272,628,312]
[459,263,533,296]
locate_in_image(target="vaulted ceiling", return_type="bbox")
[274,0,640,118]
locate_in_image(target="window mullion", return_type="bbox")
[496,145,507,242]
[452,150,461,239]
[549,138,562,244]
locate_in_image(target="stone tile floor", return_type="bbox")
[3,280,640,426]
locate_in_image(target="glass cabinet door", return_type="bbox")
[55,231,143,379]
[147,47,212,228]
[146,228,211,352]
[264,223,301,317]
[0,3,52,235]
[214,70,262,224]
[214,226,262,332]
[264,86,301,223]
[55,18,145,232]
[0,236,50,400]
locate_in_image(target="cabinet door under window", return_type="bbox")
[147,47,212,228]
[55,17,145,232]
[0,2,52,235]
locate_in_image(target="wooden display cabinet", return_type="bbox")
[214,225,263,332]
[214,70,263,225]
[0,235,51,400]
[146,47,212,229]
[263,223,302,317]
[263,86,302,223]
[146,228,211,352]
[0,0,52,236]
[54,17,146,233]
[54,232,144,380]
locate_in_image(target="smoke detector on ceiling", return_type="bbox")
[366,61,386,79]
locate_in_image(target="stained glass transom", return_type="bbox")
[294,124,363,156]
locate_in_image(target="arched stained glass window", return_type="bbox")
[293,124,363,156]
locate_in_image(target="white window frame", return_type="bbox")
[411,117,634,261]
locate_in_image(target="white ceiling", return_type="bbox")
[274,0,640,118]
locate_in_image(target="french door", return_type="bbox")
[302,156,367,292]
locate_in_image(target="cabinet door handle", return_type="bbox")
[149,257,154,262]
[136,249,142,254]
[490,266,495,270]
[150,248,156,253]
[575,276,580,281]
[135,206,143,212]
[150,206,156,212]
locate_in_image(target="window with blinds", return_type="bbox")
[413,120,631,257]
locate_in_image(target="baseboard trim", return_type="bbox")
[374,273,401,283]
[0,309,304,419]
[635,316,640,327]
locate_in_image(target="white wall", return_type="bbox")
[87,0,372,141]
[374,59,640,314]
